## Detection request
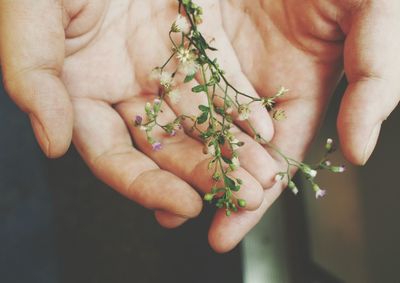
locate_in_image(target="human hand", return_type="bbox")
[0,0,281,236]
[203,0,400,252]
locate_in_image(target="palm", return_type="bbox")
[59,0,394,252]
[61,0,276,238]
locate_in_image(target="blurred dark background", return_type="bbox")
[0,78,242,283]
[1,76,399,283]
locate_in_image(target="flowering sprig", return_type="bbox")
[135,0,345,216]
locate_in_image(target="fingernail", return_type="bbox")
[29,114,50,156]
[362,123,381,165]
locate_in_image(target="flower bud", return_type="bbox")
[212,172,221,181]
[302,166,317,178]
[291,187,299,195]
[325,138,334,152]
[323,160,332,166]
[237,199,247,208]
[331,165,346,173]
[145,102,152,112]
[288,181,299,195]
[134,115,143,126]
[204,193,214,202]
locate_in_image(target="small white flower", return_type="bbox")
[179,60,199,76]
[154,98,161,105]
[140,126,147,132]
[238,104,251,121]
[312,183,326,199]
[309,169,317,178]
[168,89,181,104]
[231,156,240,169]
[160,71,173,89]
[176,47,199,76]
[303,166,317,178]
[176,47,192,63]
[225,107,233,114]
[291,187,299,195]
[171,15,190,34]
[230,138,240,150]
[324,160,332,166]
[326,138,333,145]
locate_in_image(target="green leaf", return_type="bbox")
[198,105,210,112]
[184,73,196,83]
[199,131,212,140]
[223,175,236,191]
[217,135,225,145]
[215,107,224,115]
[221,156,232,164]
[192,85,206,93]
[197,111,209,124]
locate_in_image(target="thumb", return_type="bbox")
[0,0,73,158]
[337,1,400,165]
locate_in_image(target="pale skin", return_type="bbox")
[0,0,399,253]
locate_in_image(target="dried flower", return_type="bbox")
[276,86,289,97]
[273,109,287,121]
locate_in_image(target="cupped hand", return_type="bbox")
[205,0,400,252]
[0,0,282,241]
[2,0,398,253]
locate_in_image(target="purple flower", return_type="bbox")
[134,115,143,125]
[170,130,177,137]
[315,189,327,199]
[152,142,162,151]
